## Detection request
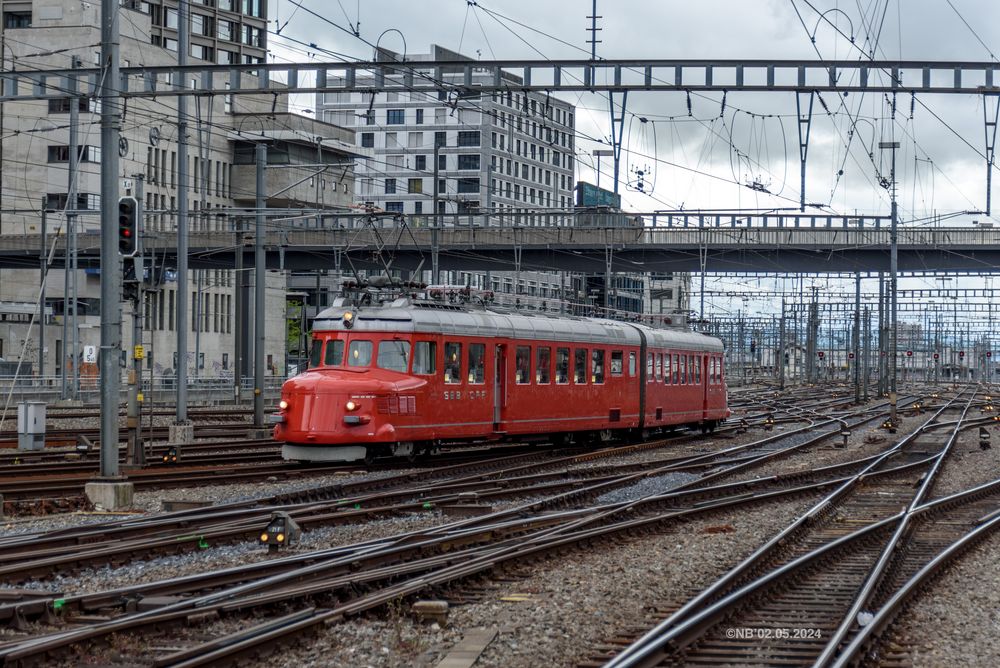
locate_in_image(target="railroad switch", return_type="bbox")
[259,511,301,552]
[980,427,991,450]
[838,430,851,448]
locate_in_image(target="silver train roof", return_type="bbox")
[313,299,724,352]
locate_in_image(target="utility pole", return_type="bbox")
[778,298,786,390]
[94,0,129,502]
[854,273,861,403]
[432,142,440,284]
[128,175,145,466]
[174,0,191,438]
[61,59,80,400]
[39,205,46,382]
[880,136,900,421]
[254,142,267,428]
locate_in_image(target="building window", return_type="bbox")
[408,178,422,194]
[457,178,479,194]
[434,131,447,147]
[414,155,426,170]
[384,178,396,194]
[415,109,424,125]
[217,20,233,41]
[457,155,480,170]
[438,154,447,171]
[414,201,423,214]
[3,11,31,28]
[385,201,403,213]
[386,109,405,124]
[360,132,374,148]
[457,131,480,147]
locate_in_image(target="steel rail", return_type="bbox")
[604,390,968,667]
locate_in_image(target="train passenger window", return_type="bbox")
[689,355,696,384]
[309,340,323,368]
[695,356,702,384]
[592,349,605,384]
[672,354,680,384]
[515,346,531,384]
[468,343,486,384]
[444,342,462,384]
[654,353,662,381]
[646,353,654,382]
[574,349,588,384]
[413,341,436,375]
[628,352,636,377]
[680,355,687,385]
[377,341,410,372]
[663,354,671,385]
[610,350,623,376]
[347,340,373,367]
[536,347,551,384]
[325,339,345,366]
[555,348,570,384]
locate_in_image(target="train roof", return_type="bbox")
[313,299,724,352]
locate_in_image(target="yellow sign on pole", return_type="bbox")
[134,345,145,360]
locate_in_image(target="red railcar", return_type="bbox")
[273,298,728,462]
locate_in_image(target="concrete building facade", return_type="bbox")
[0,0,360,390]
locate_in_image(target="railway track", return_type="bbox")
[0,393,948,665]
[590,389,1000,667]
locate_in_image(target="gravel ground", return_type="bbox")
[129,468,420,512]
[895,526,1000,667]
[272,496,815,668]
[20,512,445,595]
[931,425,1000,498]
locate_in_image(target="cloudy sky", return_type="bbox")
[271,0,1000,222]
[270,1,1000,322]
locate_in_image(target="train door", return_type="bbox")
[494,344,507,431]
[702,354,710,419]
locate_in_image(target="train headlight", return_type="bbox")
[345,400,358,411]
[278,400,289,410]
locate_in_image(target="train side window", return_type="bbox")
[654,353,662,381]
[663,353,671,385]
[536,346,551,384]
[610,350,623,376]
[444,342,462,384]
[592,349,605,384]
[646,353,654,382]
[628,352,636,376]
[468,343,486,384]
[689,355,696,384]
[695,356,702,384]
[555,348,570,384]
[377,340,410,372]
[575,349,588,384]
[672,354,680,384]
[347,340,373,367]
[413,341,437,375]
[309,340,323,368]
[680,355,687,385]
[324,339,344,366]
[515,346,531,384]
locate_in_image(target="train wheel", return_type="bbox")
[363,449,376,466]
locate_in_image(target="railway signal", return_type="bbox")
[933,353,940,360]
[817,351,825,359]
[117,196,138,256]
[959,351,966,358]
[906,350,912,357]
[259,511,301,552]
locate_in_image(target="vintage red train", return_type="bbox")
[273,295,729,462]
